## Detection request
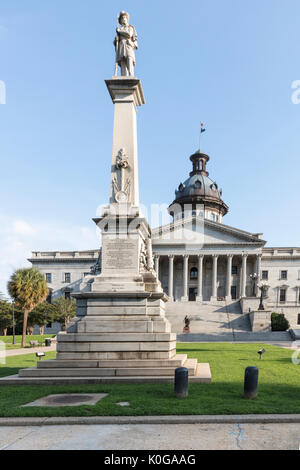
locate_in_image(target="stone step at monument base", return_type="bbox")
[74,319,171,334]
[0,362,211,385]
[57,333,176,342]
[19,358,198,378]
[37,354,188,369]
[56,350,177,360]
[57,341,177,354]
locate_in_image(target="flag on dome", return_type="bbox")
[200,122,206,133]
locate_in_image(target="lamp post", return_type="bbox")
[12,302,15,345]
[258,283,269,311]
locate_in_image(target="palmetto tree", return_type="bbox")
[8,268,48,347]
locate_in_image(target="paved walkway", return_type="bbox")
[3,344,56,357]
[0,420,299,450]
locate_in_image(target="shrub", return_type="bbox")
[271,312,290,331]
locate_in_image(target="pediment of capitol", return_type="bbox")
[152,216,265,253]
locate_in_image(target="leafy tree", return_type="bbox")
[0,300,12,336]
[52,297,76,330]
[7,268,48,347]
[28,302,56,335]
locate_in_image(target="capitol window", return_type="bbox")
[280,289,286,303]
[190,267,198,280]
[45,273,52,283]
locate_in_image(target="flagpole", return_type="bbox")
[199,122,201,152]
[199,122,206,152]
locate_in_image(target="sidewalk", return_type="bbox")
[0,416,299,450]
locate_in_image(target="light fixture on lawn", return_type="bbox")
[257,348,265,359]
[36,352,45,361]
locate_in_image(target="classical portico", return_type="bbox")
[153,250,264,302]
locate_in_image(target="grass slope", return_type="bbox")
[0,343,299,417]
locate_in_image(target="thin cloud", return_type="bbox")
[13,220,35,236]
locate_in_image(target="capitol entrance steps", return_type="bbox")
[165,299,249,336]
[164,300,273,341]
[165,300,292,342]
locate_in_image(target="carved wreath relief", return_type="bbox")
[112,148,131,203]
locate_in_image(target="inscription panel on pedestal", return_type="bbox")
[102,239,138,272]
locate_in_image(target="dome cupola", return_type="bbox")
[169,150,229,223]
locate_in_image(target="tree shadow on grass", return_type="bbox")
[272,357,299,364]
[0,367,20,378]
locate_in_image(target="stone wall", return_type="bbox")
[248,311,271,332]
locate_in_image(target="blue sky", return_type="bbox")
[0,0,300,294]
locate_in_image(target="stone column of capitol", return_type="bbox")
[13,12,211,384]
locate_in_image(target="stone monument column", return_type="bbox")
[104,78,145,215]
[91,78,157,292]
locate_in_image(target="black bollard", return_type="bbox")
[243,366,259,399]
[174,367,188,398]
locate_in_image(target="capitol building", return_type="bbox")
[29,146,300,333]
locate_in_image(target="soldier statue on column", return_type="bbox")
[114,11,138,77]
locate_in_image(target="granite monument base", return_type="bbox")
[9,290,211,385]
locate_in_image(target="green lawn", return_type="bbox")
[0,335,56,350]
[0,343,299,417]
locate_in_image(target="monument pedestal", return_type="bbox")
[8,76,211,385]
[13,289,210,383]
